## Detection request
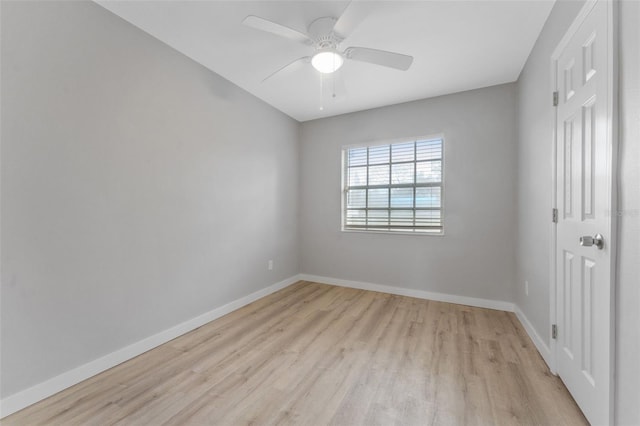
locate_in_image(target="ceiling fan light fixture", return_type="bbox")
[311,50,344,74]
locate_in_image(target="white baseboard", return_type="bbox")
[298,274,515,312]
[0,275,301,419]
[514,305,554,371]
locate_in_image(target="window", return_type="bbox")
[342,137,444,234]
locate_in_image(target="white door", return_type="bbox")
[554,1,614,424]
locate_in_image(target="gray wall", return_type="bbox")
[616,1,640,423]
[299,84,518,302]
[517,0,640,424]
[515,0,586,346]
[0,1,299,398]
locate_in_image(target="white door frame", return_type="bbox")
[549,0,617,422]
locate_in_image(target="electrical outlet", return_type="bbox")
[525,280,529,296]
[268,260,273,271]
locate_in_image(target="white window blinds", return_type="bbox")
[343,138,444,234]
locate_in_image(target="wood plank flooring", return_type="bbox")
[3,281,588,425]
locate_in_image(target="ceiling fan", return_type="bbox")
[242,3,414,82]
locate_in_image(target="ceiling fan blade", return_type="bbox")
[344,47,413,71]
[262,56,310,83]
[243,15,312,45]
[332,1,373,39]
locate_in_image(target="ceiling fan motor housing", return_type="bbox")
[308,16,343,50]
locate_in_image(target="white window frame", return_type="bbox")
[341,134,445,236]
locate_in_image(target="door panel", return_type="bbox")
[581,256,595,386]
[554,1,613,424]
[582,98,596,220]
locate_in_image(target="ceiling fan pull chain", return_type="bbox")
[332,73,337,99]
[319,73,324,111]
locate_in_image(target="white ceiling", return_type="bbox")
[95,1,554,122]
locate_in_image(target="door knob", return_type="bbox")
[580,233,604,249]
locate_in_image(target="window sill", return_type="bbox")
[341,229,445,237]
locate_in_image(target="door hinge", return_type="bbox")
[553,91,559,107]
[552,324,558,339]
[552,208,558,223]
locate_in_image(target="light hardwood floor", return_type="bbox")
[3,281,588,425]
